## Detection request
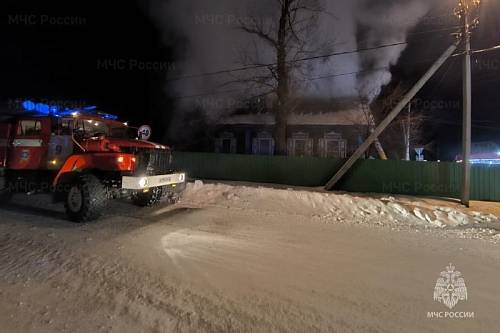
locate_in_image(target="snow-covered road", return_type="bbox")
[1,182,500,332]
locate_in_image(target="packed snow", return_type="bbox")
[181,180,500,230]
[1,180,500,332]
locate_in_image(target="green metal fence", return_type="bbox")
[171,152,500,202]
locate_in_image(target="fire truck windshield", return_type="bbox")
[109,126,137,139]
[67,118,136,140]
[74,119,109,138]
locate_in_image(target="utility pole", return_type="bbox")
[456,0,480,207]
[462,7,472,207]
[324,2,483,192]
[325,42,459,190]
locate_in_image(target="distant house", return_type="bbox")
[213,98,371,158]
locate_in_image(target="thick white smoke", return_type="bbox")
[148,0,256,119]
[147,0,433,114]
[355,0,431,101]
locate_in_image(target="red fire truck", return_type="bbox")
[0,102,186,222]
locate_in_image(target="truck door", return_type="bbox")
[46,118,74,169]
[0,122,11,168]
[7,118,48,170]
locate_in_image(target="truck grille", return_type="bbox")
[134,149,172,175]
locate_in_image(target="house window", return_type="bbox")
[222,139,232,153]
[325,140,346,158]
[295,139,307,156]
[252,131,274,155]
[288,132,313,157]
[319,132,347,158]
[259,139,272,155]
[215,132,237,154]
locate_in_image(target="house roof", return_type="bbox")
[219,97,369,126]
[219,111,368,126]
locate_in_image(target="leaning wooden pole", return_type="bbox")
[325,41,460,191]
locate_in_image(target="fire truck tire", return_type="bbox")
[132,187,163,207]
[65,174,107,222]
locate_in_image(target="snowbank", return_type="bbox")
[182,181,500,229]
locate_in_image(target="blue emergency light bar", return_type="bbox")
[22,100,36,111]
[20,100,119,121]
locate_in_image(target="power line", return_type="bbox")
[169,24,463,100]
[166,41,409,83]
[452,43,500,57]
[167,26,459,82]
[172,55,452,100]
[168,25,461,84]
[421,13,458,21]
[172,88,251,100]
[323,26,458,57]
[471,44,500,55]
[303,56,444,83]
[172,67,396,100]
[407,25,461,36]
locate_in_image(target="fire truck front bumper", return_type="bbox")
[121,173,186,190]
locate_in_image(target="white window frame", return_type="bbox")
[320,132,347,158]
[288,132,313,157]
[252,131,275,156]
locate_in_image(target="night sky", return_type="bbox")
[1,0,500,159]
[0,0,172,143]
[397,0,500,159]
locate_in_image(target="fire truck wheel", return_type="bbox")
[132,187,163,207]
[65,174,107,222]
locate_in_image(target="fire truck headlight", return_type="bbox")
[117,156,125,163]
[139,177,148,188]
[50,159,58,166]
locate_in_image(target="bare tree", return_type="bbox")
[235,0,329,155]
[371,83,426,160]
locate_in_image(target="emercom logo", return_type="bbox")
[434,263,468,309]
[427,263,474,319]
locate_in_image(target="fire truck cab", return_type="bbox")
[0,102,186,222]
